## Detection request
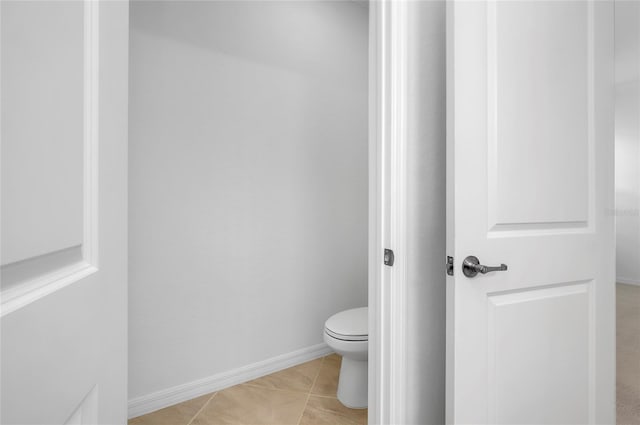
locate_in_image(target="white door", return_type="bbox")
[1,1,128,423]
[446,1,615,424]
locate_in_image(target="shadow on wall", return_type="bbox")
[130,1,367,78]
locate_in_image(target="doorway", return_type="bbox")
[615,1,640,424]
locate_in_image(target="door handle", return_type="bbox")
[462,256,508,278]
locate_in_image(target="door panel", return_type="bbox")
[0,1,129,423]
[492,1,590,227]
[446,1,615,424]
[488,282,590,424]
[1,0,85,266]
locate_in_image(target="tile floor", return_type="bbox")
[617,283,640,425]
[129,354,366,425]
[131,284,640,425]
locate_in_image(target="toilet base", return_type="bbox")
[337,356,368,409]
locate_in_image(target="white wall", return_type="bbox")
[615,1,640,285]
[128,0,368,403]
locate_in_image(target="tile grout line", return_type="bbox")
[296,355,326,425]
[242,382,311,395]
[186,392,218,425]
[305,393,340,400]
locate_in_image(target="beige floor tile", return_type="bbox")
[618,381,640,425]
[191,384,308,425]
[128,393,214,425]
[617,283,640,425]
[245,358,323,393]
[299,395,367,425]
[311,354,341,397]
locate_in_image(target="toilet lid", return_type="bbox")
[324,307,368,341]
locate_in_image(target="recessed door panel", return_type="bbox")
[1,1,85,266]
[489,2,591,229]
[488,283,590,424]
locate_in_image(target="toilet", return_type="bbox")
[323,307,368,409]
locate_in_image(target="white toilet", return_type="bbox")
[323,307,368,409]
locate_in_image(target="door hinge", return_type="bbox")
[384,249,395,266]
[446,256,454,276]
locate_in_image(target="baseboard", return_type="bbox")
[128,343,332,419]
[618,277,640,286]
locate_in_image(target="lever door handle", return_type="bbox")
[462,256,508,278]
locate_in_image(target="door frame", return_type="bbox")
[369,1,410,423]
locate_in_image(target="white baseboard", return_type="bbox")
[618,277,640,286]
[128,343,332,419]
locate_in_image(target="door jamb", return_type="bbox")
[369,1,410,423]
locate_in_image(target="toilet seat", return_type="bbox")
[324,307,368,342]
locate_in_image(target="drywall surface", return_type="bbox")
[615,1,640,285]
[405,1,447,423]
[129,1,368,401]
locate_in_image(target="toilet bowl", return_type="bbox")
[323,307,368,409]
